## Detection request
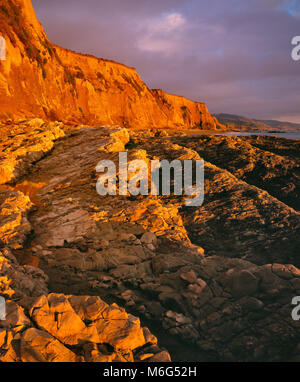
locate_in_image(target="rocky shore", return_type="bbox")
[0,119,299,362]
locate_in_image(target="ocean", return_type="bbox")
[216,131,300,140]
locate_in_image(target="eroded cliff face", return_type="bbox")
[0,0,222,129]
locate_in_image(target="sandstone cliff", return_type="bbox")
[0,0,222,130]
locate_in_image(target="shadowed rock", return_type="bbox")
[0,123,299,362]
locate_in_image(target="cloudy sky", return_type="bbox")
[32,0,300,122]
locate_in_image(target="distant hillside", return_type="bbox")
[214,113,300,132]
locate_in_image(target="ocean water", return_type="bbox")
[216,131,300,140]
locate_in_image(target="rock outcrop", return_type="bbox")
[133,133,300,266]
[0,0,222,130]
[1,122,299,362]
[0,118,65,185]
[0,123,172,362]
[180,134,300,210]
[0,235,169,362]
[0,248,48,299]
[0,292,169,362]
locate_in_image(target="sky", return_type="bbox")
[32,0,300,123]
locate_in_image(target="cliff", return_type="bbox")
[0,0,222,129]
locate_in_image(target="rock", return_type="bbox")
[49,248,86,270]
[68,295,108,322]
[93,305,146,351]
[146,351,171,362]
[103,128,130,152]
[180,270,198,284]
[139,353,155,361]
[21,328,77,362]
[119,233,137,242]
[0,119,65,185]
[0,301,31,334]
[238,297,264,312]
[29,294,100,346]
[272,264,300,280]
[142,327,158,345]
[0,293,169,363]
[0,189,32,249]
[0,339,21,362]
[221,269,259,297]
[166,311,192,325]
[0,249,48,299]
[232,270,259,297]
[83,342,117,362]
[42,209,97,248]
[185,134,300,211]
[141,232,157,246]
[0,330,8,348]
[188,282,206,295]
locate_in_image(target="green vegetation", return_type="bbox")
[122,73,143,95]
[114,79,125,91]
[96,72,109,90]
[0,5,9,17]
[181,106,189,120]
[41,38,54,57]
[96,72,105,81]
[63,67,76,88]
[75,70,85,79]
[125,139,138,150]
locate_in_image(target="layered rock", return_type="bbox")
[0,232,169,362]
[0,292,169,362]
[0,248,48,299]
[132,133,300,266]
[0,118,65,185]
[0,122,298,362]
[0,125,172,362]
[0,0,220,130]
[180,134,300,210]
